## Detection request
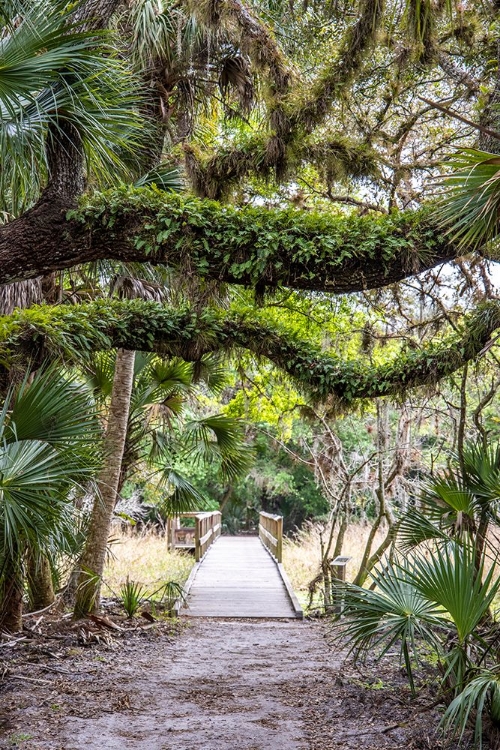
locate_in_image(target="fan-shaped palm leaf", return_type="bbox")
[434,149,500,251]
[397,507,452,552]
[184,414,252,481]
[134,164,184,192]
[156,467,208,515]
[441,668,500,748]
[0,0,145,215]
[406,542,500,644]
[338,557,446,693]
[7,366,101,450]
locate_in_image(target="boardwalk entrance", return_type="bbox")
[178,512,303,619]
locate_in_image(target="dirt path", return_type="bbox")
[1,618,445,750]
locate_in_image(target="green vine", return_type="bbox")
[1,298,498,408]
[68,187,453,294]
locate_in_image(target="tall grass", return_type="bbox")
[103,529,194,595]
[283,521,387,599]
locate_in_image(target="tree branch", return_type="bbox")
[0,188,459,293]
[2,298,500,407]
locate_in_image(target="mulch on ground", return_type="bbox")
[0,604,480,750]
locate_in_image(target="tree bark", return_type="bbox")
[74,348,136,617]
[0,196,459,293]
[26,553,55,611]
[0,552,23,632]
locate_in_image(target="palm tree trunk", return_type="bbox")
[0,551,23,632]
[27,553,55,611]
[74,348,135,617]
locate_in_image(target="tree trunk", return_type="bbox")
[26,553,55,611]
[0,552,23,632]
[74,348,136,617]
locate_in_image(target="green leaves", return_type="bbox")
[184,414,252,482]
[434,149,500,252]
[0,1,145,217]
[339,558,446,693]
[405,543,500,644]
[442,669,500,748]
[0,366,101,557]
[2,297,500,408]
[74,187,444,291]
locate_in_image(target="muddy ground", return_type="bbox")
[0,609,471,750]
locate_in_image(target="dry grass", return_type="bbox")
[103,529,194,596]
[283,521,387,603]
[102,523,388,608]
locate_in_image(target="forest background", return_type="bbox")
[4,0,500,740]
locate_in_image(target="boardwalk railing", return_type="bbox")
[167,511,222,562]
[259,511,283,563]
[195,511,222,562]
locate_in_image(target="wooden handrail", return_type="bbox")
[259,511,283,563]
[195,511,222,562]
[167,511,221,561]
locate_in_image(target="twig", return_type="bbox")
[418,96,500,141]
[22,597,61,619]
[0,636,27,648]
[5,674,52,684]
[38,665,74,676]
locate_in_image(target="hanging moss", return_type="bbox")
[289,0,385,131]
[1,298,499,408]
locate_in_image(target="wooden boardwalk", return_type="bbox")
[181,536,302,619]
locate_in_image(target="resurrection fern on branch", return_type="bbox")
[1,298,500,408]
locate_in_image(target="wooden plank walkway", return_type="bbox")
[181,536,301,618]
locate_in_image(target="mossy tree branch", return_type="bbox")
[2,298,499,407]
[0,187,459,291]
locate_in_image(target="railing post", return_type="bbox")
[276,515,283,563]
[195,516,201,562]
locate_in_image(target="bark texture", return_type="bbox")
[0,198,459,294]
[27,554,56,611]
[74,348,136,616]
[0,553,23,633]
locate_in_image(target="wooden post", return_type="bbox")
[276,516,283,563]
[195,515,201,562]
[331,556,351,615]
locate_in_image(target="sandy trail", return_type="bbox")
[3,619,342,750]
[2,618,444,750]
[56,619,325,750]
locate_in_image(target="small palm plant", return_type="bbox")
[0,366,101,631]
[119,577,148,618]
[334,442,500,747]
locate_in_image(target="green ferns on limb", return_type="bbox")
[0,188,457,288]
[1,298,499,408]
[83,188,452,291]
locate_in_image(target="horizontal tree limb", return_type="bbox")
[0,187,459,293]
[2,298,499,406]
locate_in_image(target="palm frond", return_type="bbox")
[406,542,500,644]
[8,365,101,449]
[156,467,208,515]
[441,668,500,748]
[134,164,184,192]
[339,557,446,693]
[433,149,500,252]
[0,1,145,215]
[397,508,452,552]
[192,353,229,394]
[184,414,252,481]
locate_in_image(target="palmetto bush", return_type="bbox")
[336,543,500,746]
[0,366,101,631]
[333,442,500,748]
